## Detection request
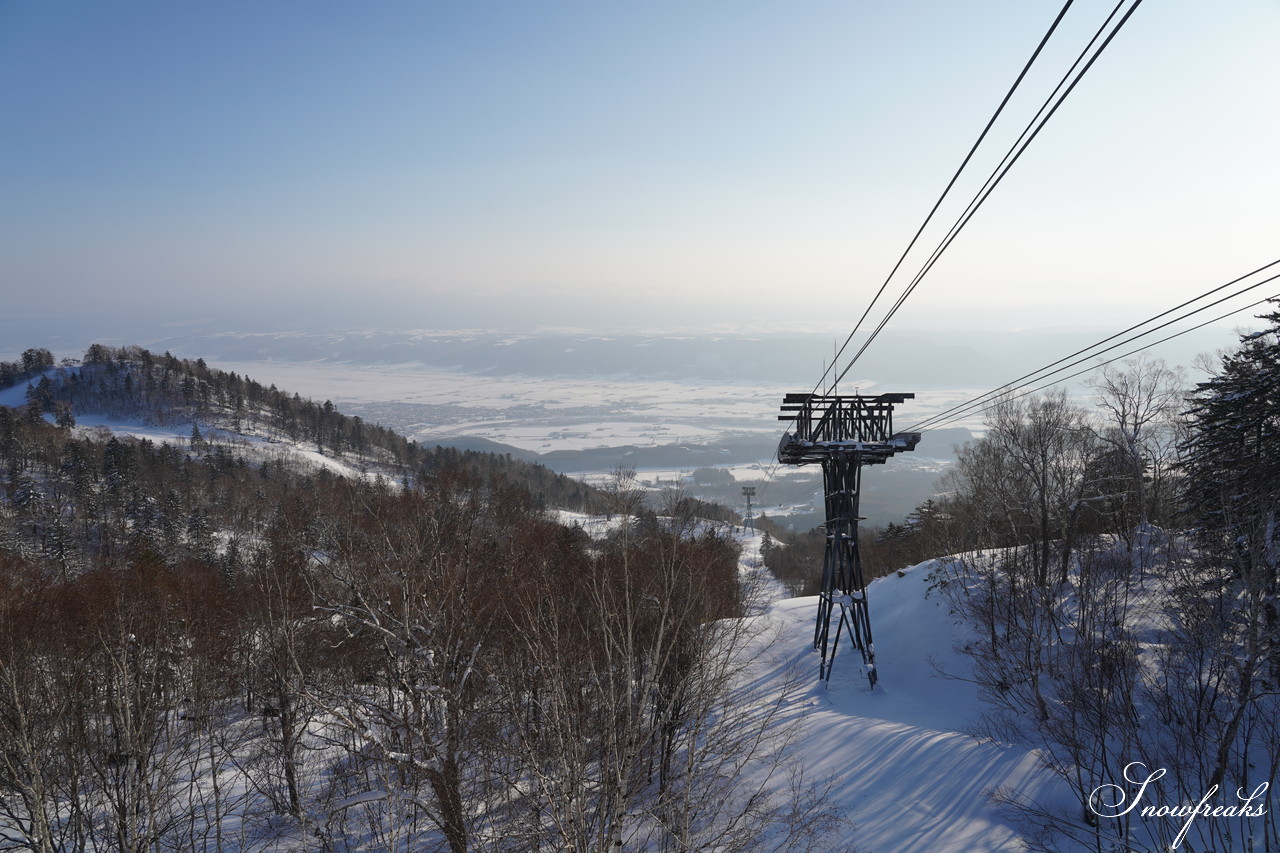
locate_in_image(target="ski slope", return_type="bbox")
[741,557,1072,852]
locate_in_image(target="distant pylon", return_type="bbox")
[742,486,756,532]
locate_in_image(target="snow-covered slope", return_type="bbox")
[552,516,1066,850]
[71,412,382,481]
[3,365,1068,850]
[744,562,1071,852]
[2,365,389,482]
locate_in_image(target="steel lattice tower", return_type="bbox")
[777,393,920,685]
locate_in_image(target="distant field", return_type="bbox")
[200,359,971,527]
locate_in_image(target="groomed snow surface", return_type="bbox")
[741,557,1070,852]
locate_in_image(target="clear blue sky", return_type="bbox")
[2,0,1277,334]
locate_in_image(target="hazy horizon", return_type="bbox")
[4,0,1278,342]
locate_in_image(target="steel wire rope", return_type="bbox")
[777,0,1141,522]
[762,1,1085,504]
[904,265,1280,432]
[832,0,1144,390]
[811,0,1079,398]
[904,258,1280,431]
[767,290,1280,530]
[759,0,1120,512]
[912,290,1280,432]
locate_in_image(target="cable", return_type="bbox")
[788,0,1141,466]
[905,259,1280,431]
[767,0,1142,510]
[812,0,1079,397]
[908,269,1280,431]
[915,292,1280,432]
[909,277,1280,432]
[904,267,1280,432]
[833,0,1145,388]
[836,0,1131,382]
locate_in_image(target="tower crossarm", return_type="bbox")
[777,393,920,466]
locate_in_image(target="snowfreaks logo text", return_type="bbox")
[1089,762,1269,849]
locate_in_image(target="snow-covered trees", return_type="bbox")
[1168,309,1280,834]
[941,390,1106,586]
[930,316,1280,851]
[1088,355,1185,534]
[0,393,841,851]
[0,349,53,393]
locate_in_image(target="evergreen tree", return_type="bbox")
[1171,305,1280,802]
[1181,306,1280,561]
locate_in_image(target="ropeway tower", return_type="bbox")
[777,393,920,686]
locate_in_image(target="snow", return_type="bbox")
[446,419,720,453]
[742,562,1071,852]
[549,509,630,540]
[202,360,991,453]
[0,366,74,408]
[535,513,1079,850]
[0,381,32,409]
[0,364,1060,850]
[68,413,379,482]
[72,414,202,446]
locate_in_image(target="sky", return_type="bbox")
[2,0,1278,338]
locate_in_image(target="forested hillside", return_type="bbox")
[0,346,832,853]
[7,344,598,512]
[880,312,1280,852]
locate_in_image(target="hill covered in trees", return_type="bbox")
[8,343,600,515]
[0,344,839,852]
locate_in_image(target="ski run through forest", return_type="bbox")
[2,310,1280,852]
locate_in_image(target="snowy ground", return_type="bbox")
[0,383,1063,852]
[1,359,961,526]
[739,557,1071,852]
[556,515,1073,851]
[72,414,386,482]
[7,365,1067,848]
[193,360,964,526]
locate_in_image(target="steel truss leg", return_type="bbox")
[813,450,877,686]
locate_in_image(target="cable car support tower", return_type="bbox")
[777,392,920,686]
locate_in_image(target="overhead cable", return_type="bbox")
[811,0,1079,396]
[912,291,1280,432]
[904,264,1280,432]
[832,0,1145,388]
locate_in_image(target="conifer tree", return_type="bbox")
[1181,306,1280,563]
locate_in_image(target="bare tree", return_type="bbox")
[0,557,83,853]
[944,390,1102,587]
[238,507,337,834]
[306,473,527,853]
[600,465,645,520]
[504,509,846,852]
[1087,355,1185,535]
